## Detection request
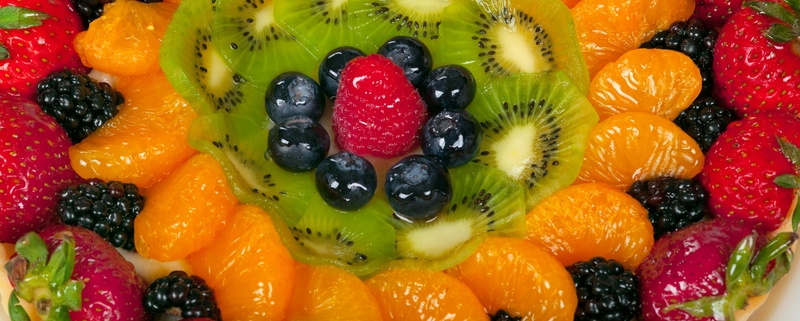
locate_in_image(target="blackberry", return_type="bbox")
[36,70,125,143]
[143,271,222,320]
[72,0,164,28]
[640,18,718,93]
[567,257,639,321]
[673,95,739,153]
[627,177,710,239]
[58,178,144,251]
[490,310,522,321]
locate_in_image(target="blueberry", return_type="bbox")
[422,110,482,168]
[385,155,452,220]
[377,36,432,87]
[420,65,476,114]
[265,72,325,124]
[318,46,366,99]
[267,116,330,172]
[315,152,377,211]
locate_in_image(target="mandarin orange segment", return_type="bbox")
[74,0,177,76]
[68,72,197,188]
[524,183,653,269]
[589,49,702,121]
[285,264,382,321]
[643,0,695,31]
[365,269,489,321]
[576,112,704,191]
[134,153,238,261]
[187,204,295,321]
[446,237,577,321]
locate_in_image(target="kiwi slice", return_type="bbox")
[188,112,314,226]
[347,0,455,58]
[212,0,319,88]
[160,0,264,119]
[437,0,589,94]
[274,0,373,59]
[467,71,597,211]
[389,162,526,271]
[286,195,396,276]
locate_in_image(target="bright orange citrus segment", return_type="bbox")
[365,269,489,321]
[285,264,382,321]
[134,154,238,261]
[576,112,704,191]
[446,237,577,320]
[589,49,702,121]
[68,72,197,188]
[187,205,295,321]
[644,0,696,31]
[74,0,177,76]
[524,183,653,270]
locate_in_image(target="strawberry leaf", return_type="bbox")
[746,2,798,27]
[14,232,49,273]
[778,137,800,167]
[0,44,8,60]
[793,194,800,232]
[751,232,798,281]
[8,292,31,321]
[0,6,50,30]
[788,0,800,14]
[726,233,756,286]
[766,24,797,43]
[775,174,800,188]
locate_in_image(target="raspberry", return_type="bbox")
[332,54,428,158]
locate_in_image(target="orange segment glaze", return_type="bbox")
[365,269,489,321]
[576,112,704,191]
[134,154,238,261]
[74,0,177,76]
[68,72,197,188]
[589,49,702,121]
[285,264,382,321]
[188,205,295,321]
[447,237,577,320]
[525,183,653,270]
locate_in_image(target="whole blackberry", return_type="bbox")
[143,271,222,320]
[673,95,739,153]
[490,310,522,321]
[36,70,125,143]
[72,0,164,28]
[567,257,639,321]
[627,177,710,239]
[640,18,718,93]
[58,178,144,251]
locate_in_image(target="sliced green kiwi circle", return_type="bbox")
[438,0,589,94]
[467,71,598,211]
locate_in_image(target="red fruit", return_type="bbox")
[713,2,800,117]
[701,112,800,232]
[0,95,82,243]
[332,54,427,158]
[0,0,88,100]
[6,225,149,320]
[691,0,745,28]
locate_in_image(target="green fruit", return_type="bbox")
[274,0,372,59]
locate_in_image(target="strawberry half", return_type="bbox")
[0,0,88,100]
[713,0,800,117]
[0,95,82,243]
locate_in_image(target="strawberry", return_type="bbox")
[638,219,797,321]
[691,0,745,28]
[701,111,800,232]
[0,0,88,100]
[713,0,800,117]
[332,54,428,159]
[4,225,149,321]
[0,95,82,243]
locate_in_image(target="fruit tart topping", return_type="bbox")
[386,155,453,220]
[377,36,433,87]
[58,178,144,251]
[267,115,331,173]
[314,151,378,211]
[143,270,222,321]
[627,177,710,239]
[318,46,367,99]
[420,65,477,114]
[421,110,483,168]
[265,72,326,124]
[567,257,640,321]
[673,95,740,154]
[332,54,427,159]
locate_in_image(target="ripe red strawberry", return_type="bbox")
[0,0,88,100]
[713,1,800,117]
[638,219,797,321]
[4,225,149,320]
[0,95,82,243]
[691,0,745,28]
[332,54,427,159]
[701,111,800,232]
